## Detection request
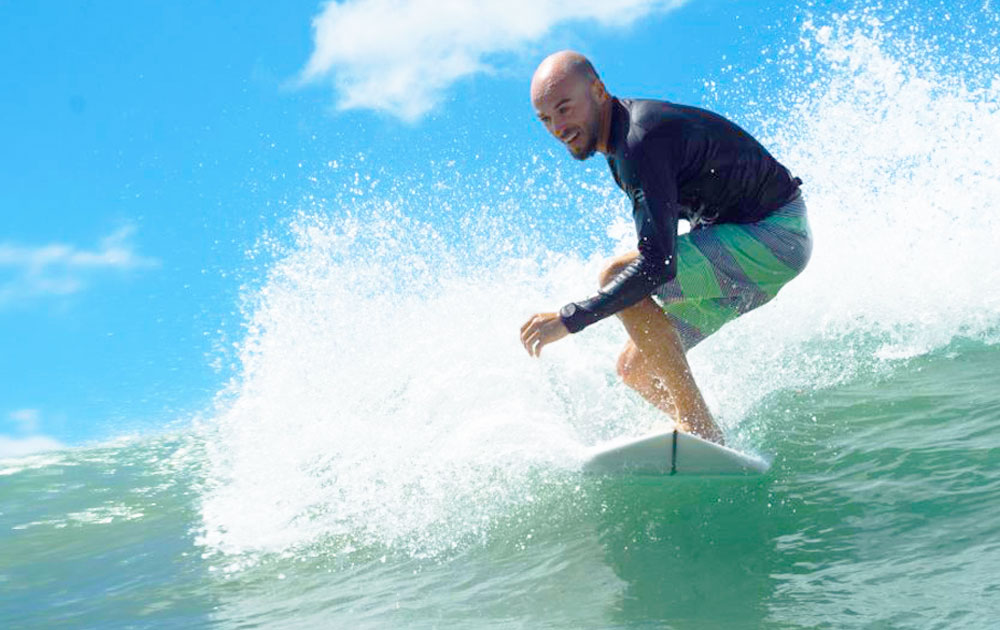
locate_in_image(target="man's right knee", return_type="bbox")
[616,342,643,388]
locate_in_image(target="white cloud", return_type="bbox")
[9,408,40,434]
[301,0,687,121]
[0,226,159,307]
[1,409,66,459]
[0,434,67,459]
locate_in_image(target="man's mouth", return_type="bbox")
[563,130,580,145]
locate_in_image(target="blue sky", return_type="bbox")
[0,0,845,454]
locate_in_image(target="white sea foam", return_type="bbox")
[196,203,647,560]
[696,9,1000,420]
[197,9,1000,559]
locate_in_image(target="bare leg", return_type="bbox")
[600,254,724,444]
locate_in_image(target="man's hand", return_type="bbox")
[520,312,570,357]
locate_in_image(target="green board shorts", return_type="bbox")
[653,192,812,350]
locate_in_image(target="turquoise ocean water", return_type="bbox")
[3,6,1000,629]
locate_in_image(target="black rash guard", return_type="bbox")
[558,97,802,333]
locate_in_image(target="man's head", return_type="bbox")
[530,51,610,160]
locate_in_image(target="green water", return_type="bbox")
[3,338,998,629]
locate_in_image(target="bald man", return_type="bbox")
[520,51,811,444]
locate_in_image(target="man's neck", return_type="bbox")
[596,97,614,155]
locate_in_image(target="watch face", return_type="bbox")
[560,304,577,318]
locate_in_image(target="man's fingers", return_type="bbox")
[520,321,536,353]
[521,317,536,337]
[520,316,535,334]
[520,320,536,345]
[529,331,543,357]
[520,312,559,357]
[523,330,541,356]
[532,336,544,357]
[521,323,547,357]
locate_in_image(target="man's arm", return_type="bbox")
[559,153,680,333]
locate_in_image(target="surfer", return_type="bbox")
[520,51,811,445]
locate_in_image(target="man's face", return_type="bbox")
[532,75,602,161]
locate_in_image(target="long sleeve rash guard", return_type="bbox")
[558,98,802,333]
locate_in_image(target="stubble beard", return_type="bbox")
[570,138,597,160]
[568,101,602,161]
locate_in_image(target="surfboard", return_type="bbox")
[582,428,769,476]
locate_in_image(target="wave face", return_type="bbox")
[196,5,1000,564]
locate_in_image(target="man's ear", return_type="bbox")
[591,79,609,102]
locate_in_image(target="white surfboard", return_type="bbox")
[582,428,769,476]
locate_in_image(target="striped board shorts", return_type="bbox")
[653,193,812,350]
